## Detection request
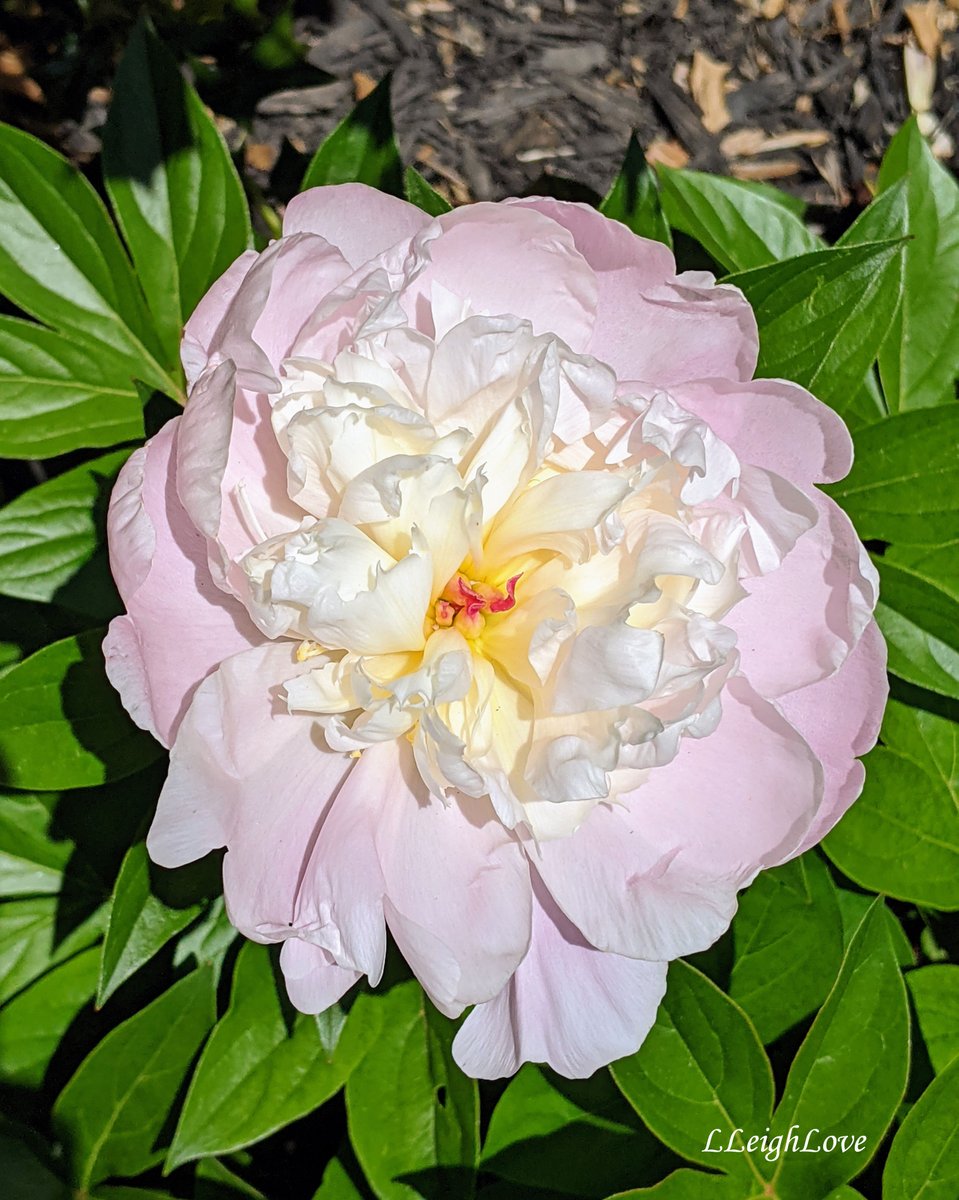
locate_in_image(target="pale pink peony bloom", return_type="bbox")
[104,185,887,1079]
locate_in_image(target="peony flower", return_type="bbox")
[104,185,887,1078]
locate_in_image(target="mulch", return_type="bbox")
[1,0,957,218]
[251,0,958,212]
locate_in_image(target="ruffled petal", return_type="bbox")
[403,203,598,352]
[377,787,532,1016]
[452,877,667,1079]
[668,377,853,486]
[777,619,887,853]
[530,675,822,961]
[728,489,878,698]
[590,275,758,387]
[104,419,261,747]
[147,642,354,941]
[283,183,432,270]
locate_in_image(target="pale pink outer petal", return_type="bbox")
[175,234,357,577]
[778,619,887,854]
[283,183,432,269]
[279,938,361,1014]
[103,419,261,748]
[289,741,400,987]
[146,642,356,942]
[401,203,598,352]
[452,877,667,1080]
[667,377,854,486]
[180,250,258,387]
[505,197,675,284]
[728,489,879,699]
[376,789,532,1017]
[588,274,758,387]
[530,675,822,961]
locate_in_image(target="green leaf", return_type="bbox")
[482,1065,669,1198]
[874,558,959,700]
[0,944,99,1087]
[603,1171,756,1199]
[195,1158,267,1200]
[837,889,914,968]
[0,1128,70,1200]
[725,241,905,422]
[172,895,237,977]
[764,900,909,1199]
[103,18,252,364]
[0,450,127,618]
[0,629,162,790]
[825,407,959,545]
[0,895,105,1004]
[404,167,452,217]
[302,76,402,195]
[600,135,671,247]
[882,1053,959,1199]
[907,965,959,1074]
[824,701,959,908]
[346,979,479,1200]
[53,967,215,1189]
[168,943,379,1168]
[876,116,959,412]
[98,841,203,1005]
[658,166,820,271]
[0,317,142,459]
[0,792,70,897]
[611,960,773,1185]
[0,121,180,399]
[313,1157,369,1200]
[729,853,844,1043]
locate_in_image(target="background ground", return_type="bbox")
[1,0,957,225]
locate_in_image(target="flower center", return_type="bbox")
[431,571,521,638]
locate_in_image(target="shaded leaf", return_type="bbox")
[882,1053,959,1199]
[98,841,203,1005]
[837,888,914,968]
[600,135,671,247]
[729,853,844,1043]
[302,76,402,194]
[658,165,820,270]
[726,241,904,422]
[824,701,959,907]
[404,167,451,216]
[826,407,959,546]
[876,116,959,412]
[168,943,379,1168]
[603,1171,755,1199]
[346,979,479,1200]
[0,792,70,897]
[0,121,179,398]
[611,960,772,1185]
[765,901,909,1199]
[53,968,215,1188]
[0,450,127,618]
[482,1065,669,1198]
[0,630,162,790]
[907,965,959,1074]
[874,558,959,700]
[0,895,105,1005]
[103,18,252,364]
[0,318,142,459]
[0,944,99,1088]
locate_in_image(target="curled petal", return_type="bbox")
[283,183,432,270]
[452,877,667,1079]
[104,419,261,747]
[729,489,879,698]
[531,675,822,961]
